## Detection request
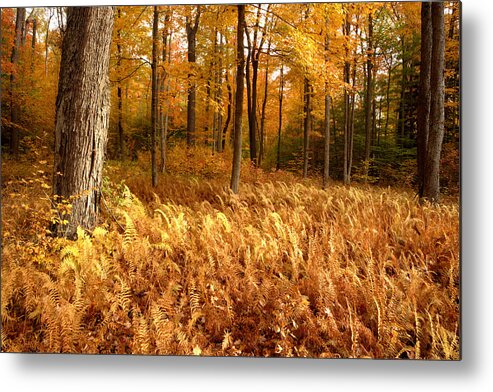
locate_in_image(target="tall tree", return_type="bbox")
[302,78,312,179]
[150,6,159,187]
[160,9,172,173]
[364,11,374,178]
[230,5,245,194]
[245,5,270,165]
[276,63,284,171]
[417,2,432,197]
[9,8,26,156]
[185,5,201,146]
[422,2,445,202]
[342,8,352,185]
[322,13,331,189]
[52,7,114,238]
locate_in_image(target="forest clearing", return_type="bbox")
[1,2,459,358]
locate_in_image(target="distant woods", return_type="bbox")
[0,3,459,233]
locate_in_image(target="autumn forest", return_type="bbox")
[1,2,460,358]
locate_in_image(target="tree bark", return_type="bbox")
[230,5,245,194]
[364,12,374,178]
[9,8,26,156]
[160,10,172,173]
[342,11,350,185]
[222,71,233,151]
[423,3,445,203]
[276,64,284,171]
[45,9,53,77]
[185,6,201,146]
[417,2,432,198]
[259,39,271,167]
[323,21,331,190]
[150,6,159,187]
[52,7,113,238]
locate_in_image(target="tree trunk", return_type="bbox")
[52,7,113,239]
[323,25,331,190]
[230,5,245,194]
[384,59,392,138]
[417,2,432,197]
[342,12,350,185]
[276,64,284,171]
[222,70,233,151]
[45,9,53,77]
[259,40,271,167]
[302,78,312,179]
[215,32,224,153]
[160,10,172,173]
[9,8,26,156]
[186,6,201,146]
[423,3,445,203]
[150,6,159,187]
[364,12,373,177]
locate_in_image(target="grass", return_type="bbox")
[1,146,459,358]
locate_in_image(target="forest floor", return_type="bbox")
[1,146,460,359]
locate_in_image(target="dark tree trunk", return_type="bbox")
[9,8,26,156]
[423,3,445,203]
[417,2,432,198]
[222,71,233,151]
[215,32,224,153]
[259,39,271,167]
[230,5,245,194]
[150,6,159,187]
[364,12,374,176]
[384,58,393,138]
[185,6,201,146]
[52,7,114,238]
[245,47,255,162]
[30,17,37,71]
[276,64,284,171]
[323,25,331,189]
[342,12,351,185]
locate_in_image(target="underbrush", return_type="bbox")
[1,148,459,358]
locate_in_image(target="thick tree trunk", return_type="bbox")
[423,3,445,203]
[10,8,26,156]
[150,6,159,187]
[185,6,201,147]
[417,2,432,197]
[52,7,113,238]
[230,5,245,194]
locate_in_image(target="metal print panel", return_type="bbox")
[0,1,460,359]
